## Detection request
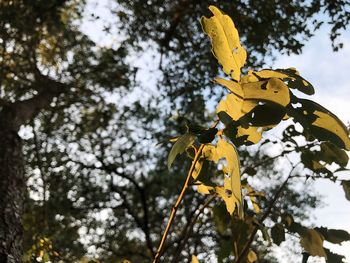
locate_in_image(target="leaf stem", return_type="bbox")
[153,120,219,263]
[152,144,205,263]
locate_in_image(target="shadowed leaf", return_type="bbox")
[271,223,285,245]
[316,227,350,244]
[167,133,196,169]
[341,180,350,201]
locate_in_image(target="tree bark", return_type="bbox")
[0,130,25,263]
[0,74,66,262]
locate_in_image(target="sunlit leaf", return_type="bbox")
[216,76,290,145]
[214,77,243,97]
[167,133,196,169]
[288,98,350,150]
[192,255,199,263]
[192,159,204,180]
[196,140,242,216]
[244,184,261,214]
[247,249,258,263]
[201,6,246,81]
[244,68,314,95]
[214,139,242,216]
[242,78,290,107]
[300,229,327,257]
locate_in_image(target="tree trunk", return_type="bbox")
[0,130,25,263]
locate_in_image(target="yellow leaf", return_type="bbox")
[192,255,199,263]
[244,68,315,95]
[312,111,350,150]
[194,140,242,216]
[244,185,261,214]
[247,249,258,262]
[300,229,327,257]
[214,77,243,97]
[201,6,246,81]
[197,183,213,194]
[216,93,263,145]
[213,140,242,216]
[215,77,290,145]
[192,160,203,180]
[242,78,290,107]
[236,126,262,144]
[289,98,350,150]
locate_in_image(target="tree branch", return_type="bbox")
[0,73,68,131]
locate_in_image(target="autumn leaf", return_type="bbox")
[201,6,246,81]
[191,255,199,263]
[288,98,350,150]
[242,68,314,95]
[196,140,242,216]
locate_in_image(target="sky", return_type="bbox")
[272,26,350,262]
[81,1,350,261]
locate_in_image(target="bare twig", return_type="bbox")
[152,120,219,263]
[235,163,300,263]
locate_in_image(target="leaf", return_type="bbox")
[247,250,258,263]
[241,78,290,107]
[201,6,246,81]
[281,213,294,227]
[215,77,290,145]
[324,248,345,263]
[288,98,350,150]
[244,184,261,213]
[198,127,218,143]
[192,255,199,263]
[316,227,350,244]
[258,223,271,243]
[341,180,350,201]
[197,140,242,216]
[212,203,231,234]
[244,68,315,95]
[300,229,327,258]
[167,133,196,169]
[214,77,243,97]
[319,142,349,167]
[214,140,242,216]
[192,159,204,180]
[271,223,285,245]
[217,237,233,262]
[217,95,262,145]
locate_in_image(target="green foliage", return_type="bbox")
[167,133,196,169]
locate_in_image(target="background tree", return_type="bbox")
[0,0,349,262]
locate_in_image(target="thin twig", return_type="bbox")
[152,144,205,263]
[234,163,300,263]
[152,120,219,263]
[171,195,216,263]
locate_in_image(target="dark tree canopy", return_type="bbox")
[0,0,349,262]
